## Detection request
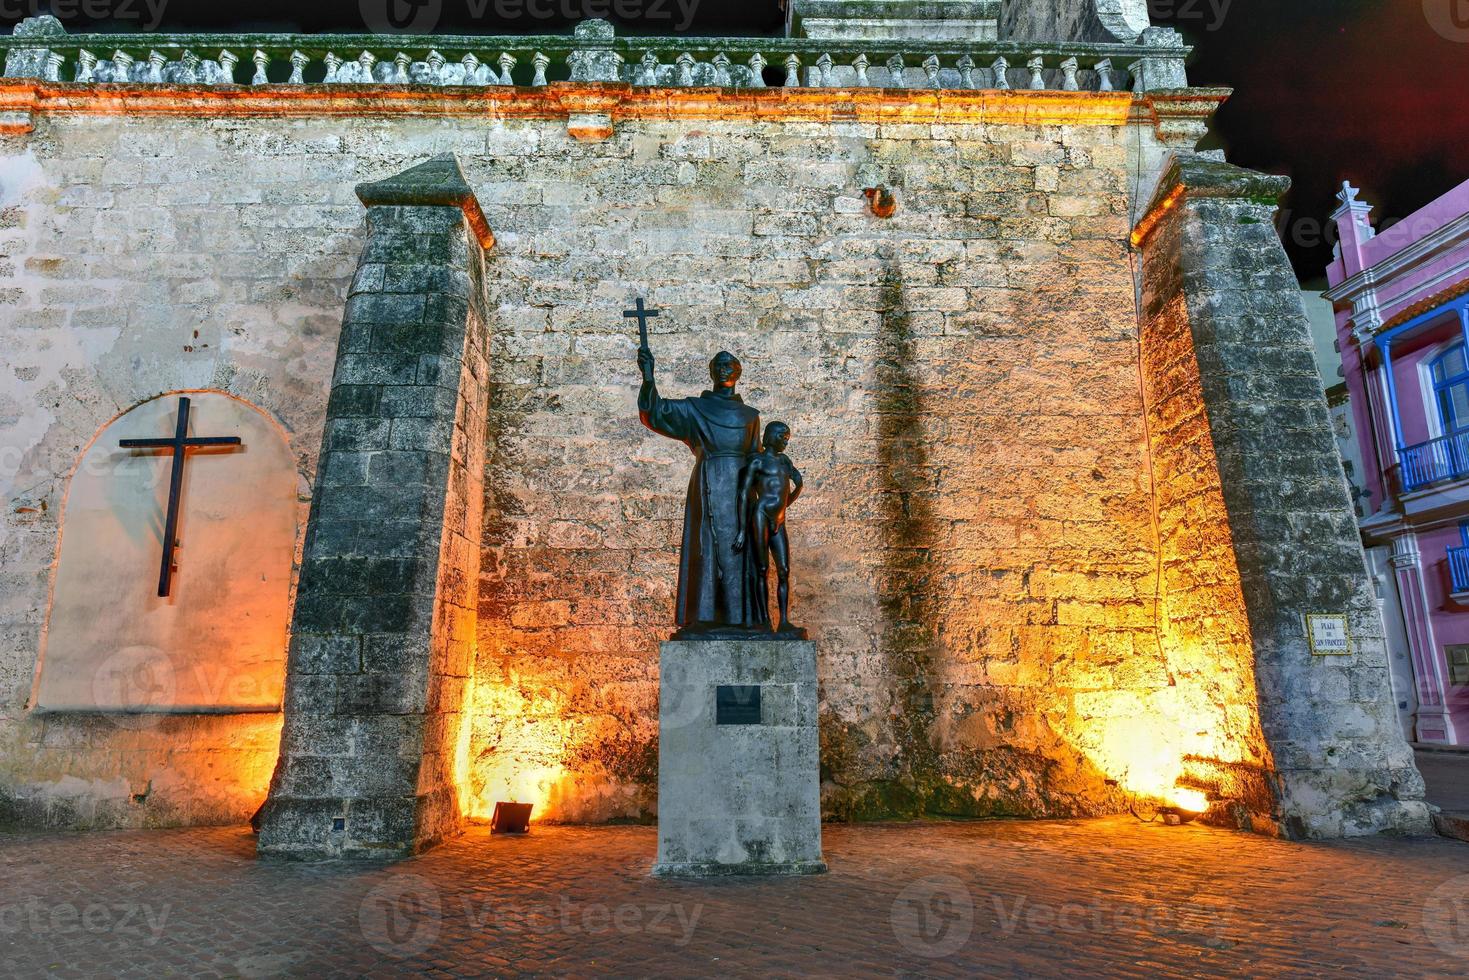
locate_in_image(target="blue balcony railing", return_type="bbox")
[1450,546,1469,595]
[1399,430,1469,492]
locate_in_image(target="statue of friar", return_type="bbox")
[638,346,768,638]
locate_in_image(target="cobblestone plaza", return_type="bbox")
[3,818,1469,976]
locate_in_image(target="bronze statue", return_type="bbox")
[735,421,806,639]
[630,299,810,641]
[638,343,767,637]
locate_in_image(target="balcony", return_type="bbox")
[1451,546,1469,597]
[1399,431,1469,493]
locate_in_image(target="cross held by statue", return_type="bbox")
[624,297,660,353]
[119,396,243,598]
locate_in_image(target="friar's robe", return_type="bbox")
[639,386,766,629]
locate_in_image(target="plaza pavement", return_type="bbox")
[2,815,1468,977]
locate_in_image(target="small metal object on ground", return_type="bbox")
[491,802,533,834]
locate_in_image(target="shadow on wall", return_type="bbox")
[818,261,1161,823]
[827,262,945,817]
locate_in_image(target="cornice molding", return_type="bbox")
[1130,151,1287,249]
[1322,213,1469,305]
[0,79,1232,136]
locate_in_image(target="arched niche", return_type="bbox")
[33,391,297,713]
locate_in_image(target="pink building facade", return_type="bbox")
[1327,178,1469,745]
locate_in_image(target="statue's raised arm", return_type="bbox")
[637,346,662,423]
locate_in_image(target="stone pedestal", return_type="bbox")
[653,640,826,877]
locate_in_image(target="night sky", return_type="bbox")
[6,0,1465,282]
[1152,0,1469,285]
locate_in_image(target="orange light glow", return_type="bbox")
[1169,787,1209,814]
[464,677,572,823]
[1131,184,1186,248]
[0,78,1137,130]
[1076,705,1219,810]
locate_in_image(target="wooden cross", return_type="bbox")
[119,396,242,598]
[624,297,659,354]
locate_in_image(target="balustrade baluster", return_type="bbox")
[886,54,905,87]
[76,50,96,83]
[922,54,940,89]
[461,53,484,86]
[1094,58,1113,91]
[497,52,516,85]
[218,50,238,84]
[783,54,800,88]
[852,53,869,87]
[288,50,308,85]
[747,53,766,88]
[991,56,1009,90]
[1027,56,1045,90]
[323,52,341,83]
[956,54,975,89]
[111,51,135,83]
[147,51,166,84]
[1060,56,1078,91]
[816,53,833,87]
[357,51,376,83]
[105,50,126,83]
[638,51,658,86]
[532,51,550,86]
[713,52,732,87]
[251,49,269,85]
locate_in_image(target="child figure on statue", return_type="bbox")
[734,421,806,638]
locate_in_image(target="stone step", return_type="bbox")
[1433,811,1469,843]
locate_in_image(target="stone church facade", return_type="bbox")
[0,1,1430,856]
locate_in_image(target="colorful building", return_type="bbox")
[1327,178,1469,745]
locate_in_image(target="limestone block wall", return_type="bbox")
[0,118,355,827]
[465,115,1199,822]
[1,107,1269,830]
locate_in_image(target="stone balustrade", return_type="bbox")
[1,16,1192,94]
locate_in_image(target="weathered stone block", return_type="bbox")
[290,635,362,676]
